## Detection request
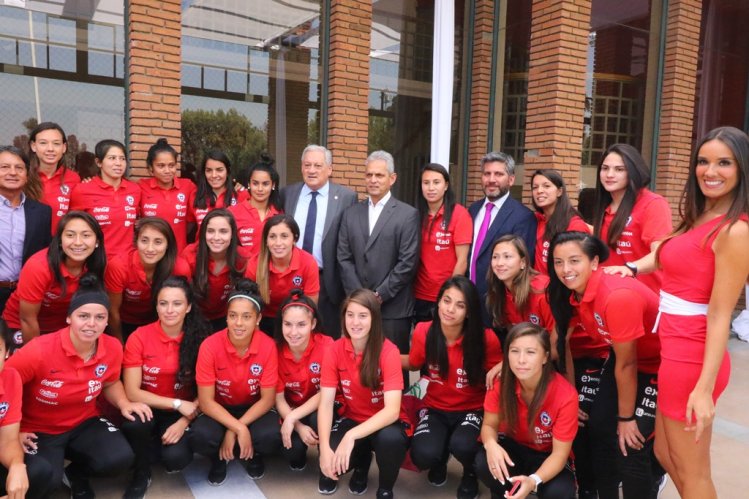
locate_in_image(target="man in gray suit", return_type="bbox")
[337,150,420,359]
[282,145,357,338]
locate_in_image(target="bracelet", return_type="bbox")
[617,415,636,422]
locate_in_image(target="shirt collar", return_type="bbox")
[60,327,109,364]
[156,321,183,344]
[570,268,603,306]
[0,191,25,208]
[368,190,392,208]
[271,246,301,273]
[484,191,510,211]
[282,333,318,360]
[221,328,261,358]
[301,181,329,198]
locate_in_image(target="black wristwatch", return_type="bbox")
[624,262,638,276]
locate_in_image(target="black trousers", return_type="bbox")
[329,417,409,491]
[0,452,54,499]
[410,408,482,471]
[474,437,576,499]
[25,417,135,492]
[120,408,193,473]
[318,277,342,339]
[189,407,281,460]
[281,411,319,465]
[381,317,411,386]
[572,356,607,494]
[412,299,435,325]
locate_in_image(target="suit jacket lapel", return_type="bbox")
[479,198,514,257]
[287,184,302,215]
[322,184,339,241]
[366,198,395,251]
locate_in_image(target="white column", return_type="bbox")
[430,0,454,170]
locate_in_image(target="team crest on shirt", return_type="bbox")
[13,331,23,345]
[529,314,540,325]
[126,195,135,206]
[540,411,552,427]
[594,313,604,327]
[177,193,186,202]
[0,402,8,418]
[60,184,70,195]
[250,363,263,376]
[292,275,303,286]
[309,362,321,374]
[94,364,108,378]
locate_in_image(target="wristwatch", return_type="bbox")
[624,262,638,276]
[172,399,183,411]
[529,473,543,492]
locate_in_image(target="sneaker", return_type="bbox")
[348,467,368,495]
[123,469,151,499]
[427,463,447,487]
[207,459,227,486]
[376,488,394,499]
[245,455,265,480]
[657,474,669,497]
[289,455,307,472]
[456,470,478,499]
[63,469,95,499]
[318,474,338,495]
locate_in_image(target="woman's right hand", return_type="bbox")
[486,362,503,389]
[177,400,198,419]
[485,440,515,484]
[603,265,633,278]
[319,446,338,481]
[19,432,38,454]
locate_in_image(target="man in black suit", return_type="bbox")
[282,145,357,338]
[0,146,52,315]
[468,151,536,327]
[338,150,420,358]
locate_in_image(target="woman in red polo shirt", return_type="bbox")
[274,289,333,472]
[592,144,672,292]
[106,217,190,341]
[404,276,501,499]
[318,289,410,498]
[413,163,473,322]
[245,214,319,335]
[547,231,663,499]
[28,122,80,233]
[121,276,211,498]
[6,275,151,498]
[138,139,196,251]
[229,157,282,259]
[184,209,247,332]
[192,150,249,230]
[69,139,140,258]
[2,211,106,344]
[190,279,281,485]
[475,323,578,499]
[530,169,590,275]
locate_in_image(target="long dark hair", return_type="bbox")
[486,235,541,328]
[193,209,245,301]
[48,211,107,297]
[425,276,486,386]
[592,144,651,246]
[546,231,609,372]
[133,217,178,297]
[417,163,456,235]
[256,214,300,304]
[28,122,68,199]
[341,289,384,390]
[531,169,581,241]
[246,154,282,211]
[194,150,239,210]
[499,323,554,436]
[154,276,211,394]
[274,288,323,344]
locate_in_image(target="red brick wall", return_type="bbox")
[326,0,371,194]
[127,0,182,178]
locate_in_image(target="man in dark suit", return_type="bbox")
[338,150,420,357]
[468,151,536,327]
[282,145,357,338]
[0,146,52,315]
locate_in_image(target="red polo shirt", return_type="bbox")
[192,189,249,230]
[229,201,280,259]
[503,274,556,333]
[105,250,191,324]
[484,372,578,453]
[6,328,122,434]
[414,204,473,301]
[123,321,191,400]
[321,338,409,426]
[139,177,197,251]
[2,249,84,335]
[277,333,333,408]
[70,176,141,257]
[600,189,672,292]
[245,247,320,318]
[195,329,278,407]
[181,243,239,320]
[0,368,22,427]
[39,166,81,234]
[409,321,502,412]
[571,269,661,374]
[534,213,590,275]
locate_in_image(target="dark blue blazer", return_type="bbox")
[468,195,536,326]
[22,199,52,264]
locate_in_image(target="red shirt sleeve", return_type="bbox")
[567,216,591,234]
[68,184,85,211]
[102,336,123,384]
[244,257,259,280]
[0,369,23,426]
[259,340,279,389]
[381,342,404,392]
[551,379,579,443]
[303,255,320,296]
[16,254,50,304]
[484,329,503,368]
[173,257,192,279]
[123,329,145,368]
[451,205,473,245]
[5,335,42,383]
[605,289,646,343]
[195,338,217,387]
[408,322,428,369]
[104,259,127,294]
[640,196,673,247]
[484,381,500,414]
[320,343,339,388]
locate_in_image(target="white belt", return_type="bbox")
[652,290,709,333]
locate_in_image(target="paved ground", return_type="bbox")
[51,336,749,498]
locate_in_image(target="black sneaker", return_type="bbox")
[207,458,227,486]
[456,469,479,499]
[245,455,265,480]
[63,471,95,499]
[123,469,151,499]
[427,463,447,487]
[289,455,307,472]
[376,488,394,499]
[348,467,368,495]
[318,474,338,495]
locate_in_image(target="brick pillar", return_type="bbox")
[127,0,182,178]
[326,0,371,193]
[654,0,702,212]
[465,0,496,203]
[521,0,591,204]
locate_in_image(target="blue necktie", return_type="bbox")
[302,191,318,254]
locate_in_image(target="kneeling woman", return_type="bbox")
[6,275,151,497]
[190,280,281,485]
[121,276,211,497]
[404,276,502,499]
[475,323,578,499]
[318,289,411,499]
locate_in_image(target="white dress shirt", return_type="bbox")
[294,181,329,268]
[368,191,392,235]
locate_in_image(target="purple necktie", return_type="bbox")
[471,203,494,283]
